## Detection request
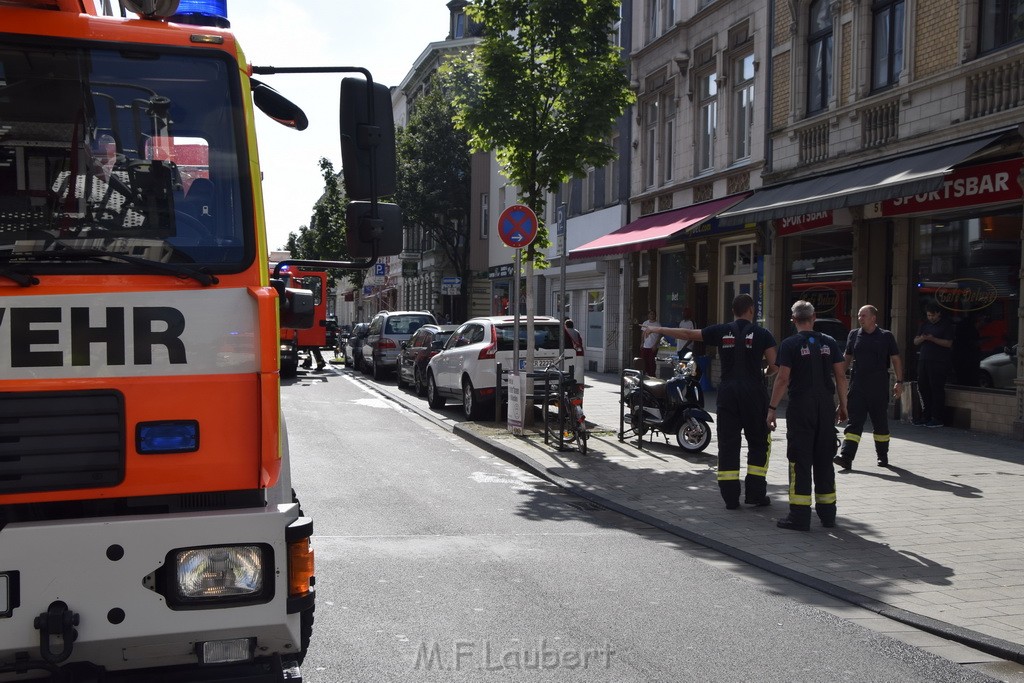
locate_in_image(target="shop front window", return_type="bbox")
[785,229,854,345]
[586,290,604,350]
[659,250,689,328]
[912,212,1020,389]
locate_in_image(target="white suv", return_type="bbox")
[425,316,584,419]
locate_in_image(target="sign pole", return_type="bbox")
[513,247,521,377]
[557,203,567,369]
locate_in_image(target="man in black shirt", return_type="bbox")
[835,305,904,469]
[645,294,778,509]
[768,300,848,531]
[913,303,954,427]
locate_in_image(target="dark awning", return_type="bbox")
[718,134,1005,224]
[568,193,749,261]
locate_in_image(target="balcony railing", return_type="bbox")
[798,122,830,164]
[966,54,1024,120]
[861,98,900,148]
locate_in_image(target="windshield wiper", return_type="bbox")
[0,248,219,286]
[0,265,40,287]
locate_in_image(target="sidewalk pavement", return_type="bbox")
[342,361,1024,671]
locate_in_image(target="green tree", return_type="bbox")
[395,71,472,320]
[452,0,632,377]
[453,0,632,263]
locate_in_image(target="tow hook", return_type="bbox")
[33,601,79,664]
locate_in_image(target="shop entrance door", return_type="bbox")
[720,239,757,319]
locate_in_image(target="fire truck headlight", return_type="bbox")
[172,545,268,605]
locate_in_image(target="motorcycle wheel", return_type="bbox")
[676,416,712,453]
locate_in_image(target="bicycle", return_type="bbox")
[543,358,588,454]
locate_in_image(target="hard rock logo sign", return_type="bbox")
[930,278,999,312]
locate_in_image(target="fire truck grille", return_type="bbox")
[0,390,125,495]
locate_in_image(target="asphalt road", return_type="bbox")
[283,366,998,682]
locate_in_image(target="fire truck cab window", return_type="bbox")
[0,43,251,271]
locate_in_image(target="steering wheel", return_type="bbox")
[170,210,214,246]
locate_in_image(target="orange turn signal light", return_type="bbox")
[287,537,315,597]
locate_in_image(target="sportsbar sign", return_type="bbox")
[879,158,1024,216]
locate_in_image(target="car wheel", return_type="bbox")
[372,355,383,381]
[396,364,406,389]
[427,373,446,408]
[414,368,426,397]
[462,378,481,420]
[978,370,994,388]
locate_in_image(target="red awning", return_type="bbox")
[568,193,750,260]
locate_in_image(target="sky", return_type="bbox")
[228,1,453,252]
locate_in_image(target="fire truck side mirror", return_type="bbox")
[271,279,315,330]
[339,78,396,200]
[252,81,309,131]
[346,201,402,258]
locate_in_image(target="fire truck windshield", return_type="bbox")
[0,41,251,272]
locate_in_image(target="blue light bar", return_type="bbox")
[137,421,200,454]
[171,0,229,28]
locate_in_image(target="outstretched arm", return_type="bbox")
[644,324,703,342]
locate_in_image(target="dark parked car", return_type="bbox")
[397,324,458,396]
[344,322,370,370]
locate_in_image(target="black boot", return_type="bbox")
[834,441,855,471]
[777,516,811,531]
[817,503,836,528]
[777,506,811,531]
[876,449,889,467]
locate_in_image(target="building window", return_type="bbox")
[453,12,466,39]
[605,134,620,204]
[807,0,833,114]
[646,0,660,42]
[584,167,595,212]
[732,53,755,162]
[912,211,1020,387]
[644,100,658,188]
[586,290,604,349]
[661,92,676,183]
[480,192,489,239]
[872,0,905,90]
[697,70,717,172]
[979,0,1024,53]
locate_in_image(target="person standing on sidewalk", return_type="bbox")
[645,294,777,509]
[769,300,848,531]
[835,305,904,469]
[640,310,661,376]
[913,303,954,427]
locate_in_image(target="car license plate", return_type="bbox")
[0,573,9,617]
[519,357,558,370]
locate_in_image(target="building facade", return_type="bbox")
[718,0,1024,437]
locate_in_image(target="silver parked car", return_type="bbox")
[979,345,1018,389]
[361,310,437,380]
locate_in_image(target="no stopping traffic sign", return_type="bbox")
[497,204,538,248]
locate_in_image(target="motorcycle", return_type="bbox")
[621,351,713,453]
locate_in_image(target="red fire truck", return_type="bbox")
[0,0,400,680]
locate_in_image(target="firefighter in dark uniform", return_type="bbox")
[768,300,848,531]
[645,294,778,509]
[835,305,904,469]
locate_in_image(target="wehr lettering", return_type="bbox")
[2,306,187,367]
